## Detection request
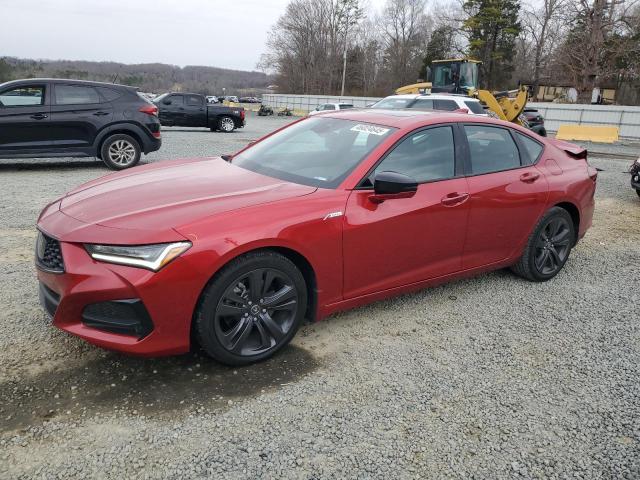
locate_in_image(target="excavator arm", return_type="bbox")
[477,86,529,125]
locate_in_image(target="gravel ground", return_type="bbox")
[1,116,639,479]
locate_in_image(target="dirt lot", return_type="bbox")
[1,117,639,479]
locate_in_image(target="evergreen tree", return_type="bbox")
[421,25,456,79]
[462,0,521,89]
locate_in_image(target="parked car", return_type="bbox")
[239,97,261,103]
[219,96,239,103]
[523,107,547,137]
[370,94,487,115]
[630,156,640,198]
[309,103,355,116]
[0,78,161,169]
[154,92,245,132]
[35,110,596,365]
[206,95,219,104]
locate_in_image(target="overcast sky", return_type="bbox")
[0,0,387,71]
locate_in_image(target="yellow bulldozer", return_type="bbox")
[395,59,530,128]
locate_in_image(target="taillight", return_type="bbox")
[152,131,161,139]
[240,109,245,120]
[139,104,158,116]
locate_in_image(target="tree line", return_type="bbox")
[0,57,271,96]
[260,0,640,104]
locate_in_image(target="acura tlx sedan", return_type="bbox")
[35,109,597,365]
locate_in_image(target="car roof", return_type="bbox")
[0,78,136,90]
[382,93,480,102]
[318,108,525,132]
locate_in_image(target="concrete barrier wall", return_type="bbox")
[261,94,640,139]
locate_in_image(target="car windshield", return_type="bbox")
[232,117,396,188]
[371,97,414,109]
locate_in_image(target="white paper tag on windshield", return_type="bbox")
[350,124,390,136]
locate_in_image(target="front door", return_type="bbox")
[343,125,470,299]
[460,124,549,269]
[160,94,186,126]
[0,83,52,153]
[184,94,207,127]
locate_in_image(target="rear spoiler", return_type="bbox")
[547,138,588,160]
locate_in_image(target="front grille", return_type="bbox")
[36,231,64,273]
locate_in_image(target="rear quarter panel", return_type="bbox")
[539,143,596,238]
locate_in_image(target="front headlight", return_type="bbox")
[85,242,191,271]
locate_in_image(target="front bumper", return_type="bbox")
[36,239,202,356]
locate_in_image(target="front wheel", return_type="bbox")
[218,116,235,133]
[511,207,575,282]
[101,134,141,170]
[195,251,307,365]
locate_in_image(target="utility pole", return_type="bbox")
[340,47,347,97]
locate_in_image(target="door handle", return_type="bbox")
[520,171,540,183]
[93,111,110,116]
[30,113,48,120]
[441,192,470,207]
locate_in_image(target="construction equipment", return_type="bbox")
[395,59,529,128]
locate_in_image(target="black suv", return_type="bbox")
[0,79,162,169]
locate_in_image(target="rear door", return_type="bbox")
[184,94,207,127]
[0,83,53,153]
[49,83,113,150]
[461,124,549,269]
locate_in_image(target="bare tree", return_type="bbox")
[555,0,638,103]
[379,0,431,88]
[520,0,568,92]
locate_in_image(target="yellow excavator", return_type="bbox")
[395,59,530,127]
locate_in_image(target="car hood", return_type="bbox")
[59,157,317,233]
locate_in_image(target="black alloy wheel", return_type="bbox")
[195,251,307,365]
[215,268,298,356]
[533,216,572,275]
[511,206,575,282]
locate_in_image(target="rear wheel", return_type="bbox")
[195,251,307,365]
[100,134,141,170]
[511,207,575,282]
[218,116,235,133]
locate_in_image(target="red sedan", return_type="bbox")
[36,110,597,365]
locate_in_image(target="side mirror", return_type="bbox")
[163,99,171,105]
[369,171,418,204]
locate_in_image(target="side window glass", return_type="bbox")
[96,87,122,102]
[55,85,100,105]
[186,95,201,106]
[515,132,544,165]
[0,86,45,106]
[169,95,183,105]
[464,125,521,174]
[410,99,433,109]
[434,100,458,111]
[374,126,455,183]
[464,101,485,114]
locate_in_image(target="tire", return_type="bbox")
[195,251,307,366]
[100,134,141,170]
[511,207,575,282]
[218,116,235,133]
